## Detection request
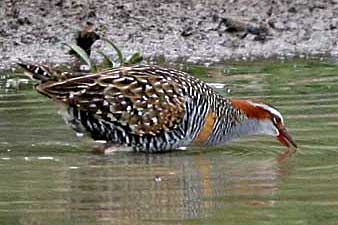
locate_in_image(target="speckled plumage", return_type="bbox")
[19,64,275,152]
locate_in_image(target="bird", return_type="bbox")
[18,63,297,153]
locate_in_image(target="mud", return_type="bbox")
[1,0,338,69]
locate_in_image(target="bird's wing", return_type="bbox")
[40,66,186,136]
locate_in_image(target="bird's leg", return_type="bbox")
[92,141,114,154]
[92,141,132,154]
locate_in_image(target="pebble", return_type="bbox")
[1,0,337,70]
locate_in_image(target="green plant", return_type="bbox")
[126,52,143,65]
[65,38,143,72]
[97,50,114,68]
[101,37,125,66]
[65,43,97,72]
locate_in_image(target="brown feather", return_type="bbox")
[37,66,186,136]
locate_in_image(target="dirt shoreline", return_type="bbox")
[1,0,338,69]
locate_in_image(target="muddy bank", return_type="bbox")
[1,0,338,69]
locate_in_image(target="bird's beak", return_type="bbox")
[277,127,297,149]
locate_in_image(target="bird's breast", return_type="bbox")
[192,110,217,145]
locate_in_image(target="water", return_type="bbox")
[1,59,338,225]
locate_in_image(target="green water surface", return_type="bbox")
[0,59,338,225]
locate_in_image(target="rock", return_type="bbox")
[219,17,247,33]
[288,7,297,13]
[17,17,29,25]
[181,26,194,37]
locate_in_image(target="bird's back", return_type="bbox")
[22,64,231,152]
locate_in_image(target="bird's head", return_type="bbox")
[231,99,297,149]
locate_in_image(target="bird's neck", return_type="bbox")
[210,118,273,145]
[233,118,274,139]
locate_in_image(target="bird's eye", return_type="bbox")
[273,117,281,124]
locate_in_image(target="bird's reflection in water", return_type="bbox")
[67,151,290,224]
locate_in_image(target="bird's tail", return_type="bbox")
[17,62,54,82]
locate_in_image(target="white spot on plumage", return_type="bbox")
[152,117,158,124]
[114,77,127,83]
[125,135,130,143]
[76,85,88,89]
[138,78,148,83]
[106,74,120,79]
[125,76,135,81]
[134,87,143,92]
[145,84,152,91]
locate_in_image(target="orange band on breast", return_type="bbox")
[193,111,216,145]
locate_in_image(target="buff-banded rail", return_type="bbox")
[18,63,297,153]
